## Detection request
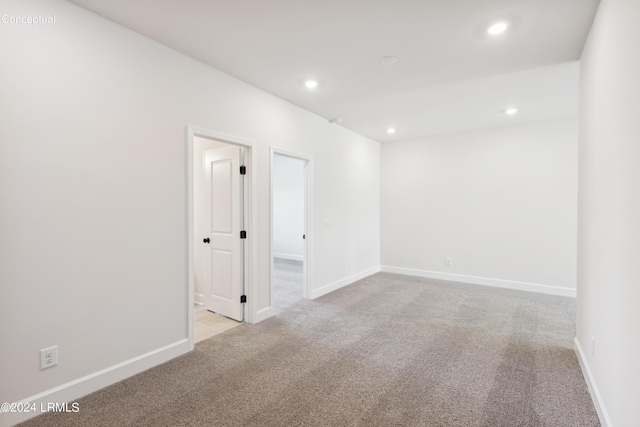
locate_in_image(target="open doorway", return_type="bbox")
[271,149,311,315]
[188,128,255,349]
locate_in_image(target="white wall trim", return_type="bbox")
[255,265,380,320]
[187,126,259,336]
[574,338,612,427]
[1,339,189,427]
[309,266,381,300]
[380,265,576,298]
[273,253,304,262]
[254,306,273,323]
[269,147,314,304]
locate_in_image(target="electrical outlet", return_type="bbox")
[445,257,453,267]
[40,345,58,370]
[590,336,595,359]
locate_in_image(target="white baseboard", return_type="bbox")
[194,292,204,305]
[254,306,273,323]
[273,253,304,262]
[574,338,612,427]
[251,266,381,322]
[309,266,381,300]
[1,339,189,427]
[380,265,576,298]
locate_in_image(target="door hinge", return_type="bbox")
[239,165,246,175]
[240,295,247,303]
[240,230,247,239]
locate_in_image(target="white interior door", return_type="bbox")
[202,146,244,321]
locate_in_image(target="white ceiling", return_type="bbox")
[71,0,599,143]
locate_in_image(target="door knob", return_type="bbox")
[203,238,210,244]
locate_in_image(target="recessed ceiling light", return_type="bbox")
[381,56,397,65]
[487,22,509,35]
[387,128,396,134]
[304,80,318,89]
[505,107,519,116]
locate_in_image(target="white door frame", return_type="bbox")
[187,126,257,351]
[270,147,313,307]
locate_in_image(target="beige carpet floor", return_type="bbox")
[272,257,303,315]
[20,273,599,426]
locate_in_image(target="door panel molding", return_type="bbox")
[203,146,242,320]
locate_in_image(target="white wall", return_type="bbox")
[381,118,578,296]
[577,0,640,425]
[0,1,380,424]
[273,154,305,261]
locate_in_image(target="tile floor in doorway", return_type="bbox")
[194,309,242,343]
